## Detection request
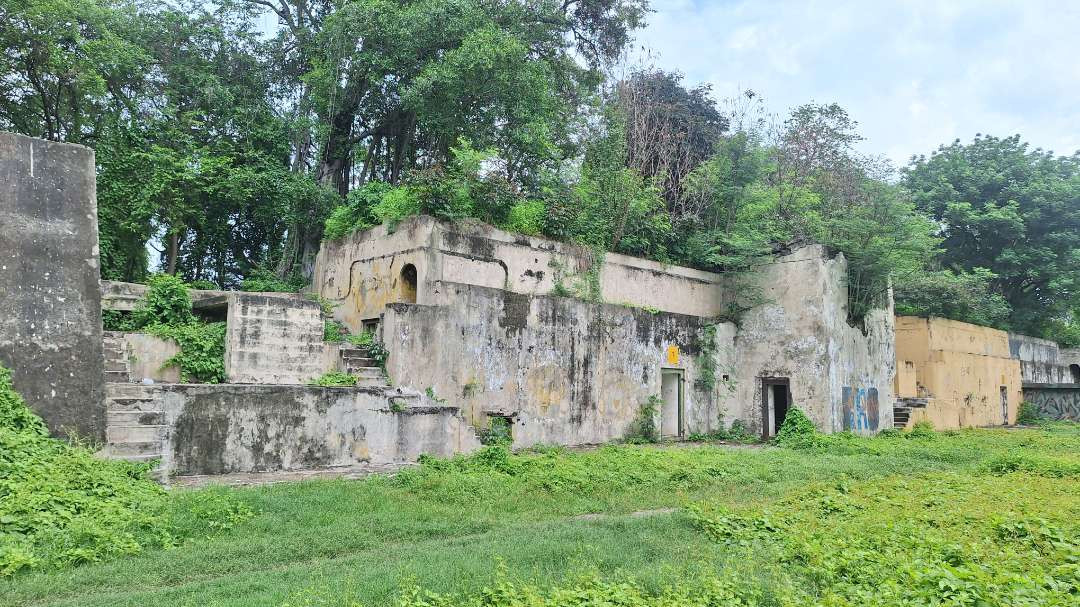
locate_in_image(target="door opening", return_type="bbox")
[399,264,418,304]
[761,378,791,440]
[1000,386,1009,425]
[660,369,684,439]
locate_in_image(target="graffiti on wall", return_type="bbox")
[1023,388,1080,421]
[842,387,880,432]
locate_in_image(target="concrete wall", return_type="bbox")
[313,216,730,332]
[101,279,229,311]
[105,383,479,477]
[0,132,105,440]
[1022,385,1080,421]
[382,281,735,448]
[1009,333,1080,385]
[224,293,337,384]
[895,316,1022,428]
[726,245,895,436]
[124,333,181,383]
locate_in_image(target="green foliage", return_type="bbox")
[123,274,225,383]
[904,134,1080,340]
[500,200,547,236]
[345,331,389,370]
[894,267,1012,328]
[694,324,719,391]
[308,372,358,387]
[240,269,304,293]
[146,322,226,384]
[772,407,820,448]
[908,419,936,439]
[476,416,513,447]
[625,395,661,444]
[0,364,252,576]
[323,321,346,343]
[1017,401,1046,425]
[131,274,194,327]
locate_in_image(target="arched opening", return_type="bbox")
[1070,364,1079,384]
[400,263,417,304]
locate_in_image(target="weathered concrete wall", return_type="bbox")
[1009,333,1080,385]
[0,132,105,440]
[895,316,1022,428]
[1022,385,1080,421]
[224,293,336,384]
[313,216,729,332]
[123,333,181,383]
[382,281,735,448]
[101,279,230,312]
[104,383,479,477]
[724,246,895,437]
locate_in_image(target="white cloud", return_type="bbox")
[634,0,1080,163]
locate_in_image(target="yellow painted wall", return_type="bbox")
[895,316,1022,428]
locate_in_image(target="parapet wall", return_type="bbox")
[0,132,105,440]
[314,216,730,331]
[105,383,480,478]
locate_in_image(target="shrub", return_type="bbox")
[907,419,936,439]
[1016,401,1045,425]
[147,322,227,383]
[625,396,660,443]
[308,372,358,387]
[0,365,252,575]
[477,416,513,446]
[131,274,194,327]
[773,407,820,448]
[239,269,303,293]
[323,320,346,343]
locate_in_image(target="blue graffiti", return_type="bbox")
[842,386,879,431]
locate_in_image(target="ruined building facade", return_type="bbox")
[3,133,901,481]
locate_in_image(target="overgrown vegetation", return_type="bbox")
[113,274,226,383]
[0,365,252,576]
[625,395,661,443]
[4,422,1079,604]
[308,372,358,387]
[346,331,389,371]
[476,416,513,446]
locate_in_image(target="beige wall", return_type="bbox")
[124,333,181,383]
[224,293,337,384]
[313,216,730,333]
[895,316,1022,428]
[723,245,896,436]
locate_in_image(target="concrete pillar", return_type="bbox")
[0,132,105,440]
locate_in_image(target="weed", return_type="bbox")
[309,372,358,387]
[477,416,513,446]
[625,395,660,443]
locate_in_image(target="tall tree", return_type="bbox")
[903,135,1080,337]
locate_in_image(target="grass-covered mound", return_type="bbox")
[0,366,251,575]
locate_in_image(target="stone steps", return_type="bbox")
[346,366,384,379]
[103,332,130,383]
[893,406,911,429]
[104,384,165,465]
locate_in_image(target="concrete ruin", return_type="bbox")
[0,133,911,482]
[0,132,105,440]
[315,217,896,446]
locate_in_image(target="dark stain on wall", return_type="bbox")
[499,291,531,334]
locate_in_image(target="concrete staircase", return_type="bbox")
[103,383,166,465]
[340,347,388,387]
[893,397,929,429]
[102,331,130,383]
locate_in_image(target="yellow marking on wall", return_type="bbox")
[666,345,680,365]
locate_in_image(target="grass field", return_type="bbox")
[3,423,1079,607]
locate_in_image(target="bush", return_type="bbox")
[0,365,252,575]
[308,372,358,387]
[147,322,227,383]
[773,407,819,448]
[1016,401,1045,425]
[239,269,303,293]
[625,396,660,443]
[907,419,936,439]
[131,274,194,327]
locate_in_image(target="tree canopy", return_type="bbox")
[4,0,1079,340]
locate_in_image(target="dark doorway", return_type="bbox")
[1000,386,1009,424]
[761,378,791,440]
[1070,364,1080,384]
[400,264,418,304]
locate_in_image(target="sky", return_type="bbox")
[633,0,1080,165]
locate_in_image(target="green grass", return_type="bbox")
[3,424,1079,606]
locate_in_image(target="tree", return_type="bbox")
[903,135,1080,338]
[615,69,728,213]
